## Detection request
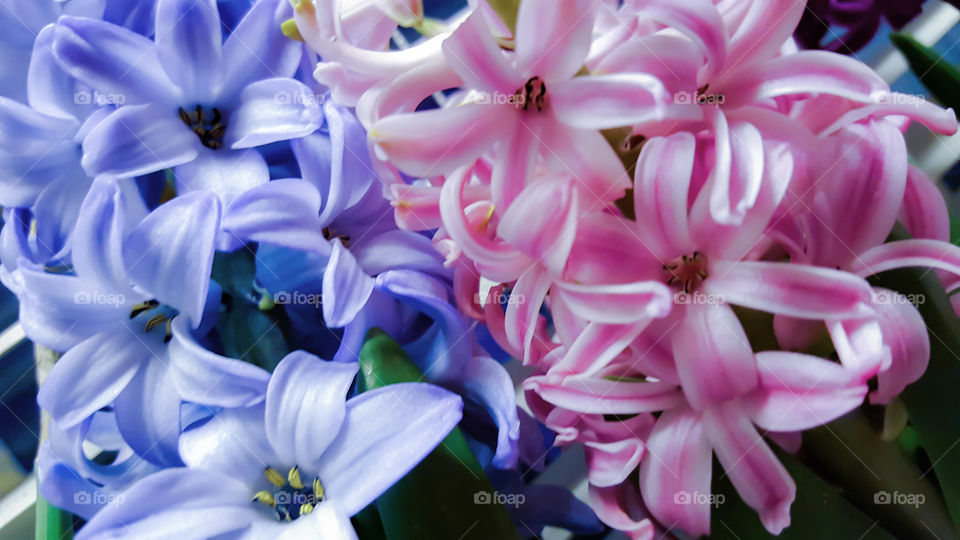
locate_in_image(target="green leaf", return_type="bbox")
[211,249,258,300]
[890,33,960,117]
[869,225,960,532]
[215,298,288,372]
[358,329,519,540]
[35,491,72,540]
[710,444,897,540]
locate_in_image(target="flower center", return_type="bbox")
[514,77,547,112]
[129,299,176,342]
[178,105,226,149]
[663,252,708,293]
[252,466,325,522]
[322,227,351,247]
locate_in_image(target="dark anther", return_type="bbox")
[178,105,227,149]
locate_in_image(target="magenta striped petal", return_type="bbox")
[703,402,795,535]
[900,165,950,242]
[525,375,684,415]
[638,408,712,537]
[671,302,758,410]
[549,321,650,377]
[551,73,668,130]
[872,291,929,404]
[848,239,960,279]
[497,176,579,275]
[633,132,697,260]
[585,439,646,488]
[705,260,875,319]
[744,351,866,432]
[624,0,727,81]
[514,0,595,82]
[553,280,673,324]
[441,9,520,94]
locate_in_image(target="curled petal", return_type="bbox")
[703,403,795,535]
[551,73,667,130]
[705,260,875,319]
[525,375,684,415]
[745,351,867,432]
[848,239,960,278]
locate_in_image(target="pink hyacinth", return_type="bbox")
[298,0,960,537]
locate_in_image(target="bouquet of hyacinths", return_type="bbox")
[3,0,960,538]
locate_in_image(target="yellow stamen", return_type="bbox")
[313,477,325,502]
[281,19,303,41]
[145,313,168,332]
[477,203,495,232]
[252,490,276,506]
[288,466,304,490]
[299,503,314,515]
[264,467,286,488]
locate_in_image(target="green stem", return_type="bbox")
[803,410,957,539]
[485,0,518,34]
[35,491,73,540]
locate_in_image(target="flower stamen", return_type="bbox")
[178,105,226,149]
[515,77,547,112]
[663,252,708,293]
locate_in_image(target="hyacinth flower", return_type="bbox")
[74,352,463,539]
[292,0,444,106]
[248,108,522,467]
[37,412,163,519]
[20,180,226,467]
[357,0,671,209]
[770,119,960,405]
[48,0,316,205]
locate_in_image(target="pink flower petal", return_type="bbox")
[848,239,960,278]
[370,102,513,177]
[504,266,552,362]
[744,351,867,432]
[671,302,758,410]
[722,0,805,71]
[702,402,795,535]
[900,165,950,242]
[585,439,646,487]
[719,51,888,109]
[497,176,579,274]
[553,280,673,324]
[633,132,697,259]
[588,483,656,540]
[826,316,890,379]
[872,290,930,404]
[442,8,521,93]
[438,167,532,281]
[705,260,875,319]
[638,408,712,537]
[624,0,727,82]
[549,321,651,376]
[515,0,596,82]
[490,115,543,210]
[551,73,668,130]
[525,375,685,414]
[538,124,631,202]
